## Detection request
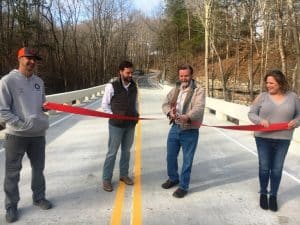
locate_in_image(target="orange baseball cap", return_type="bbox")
[18,47,42,60]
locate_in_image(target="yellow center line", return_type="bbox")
[110,86,142,225]
[132,119,142,225]
[132,88,142,225]
[110,182,126,225]
[109,121,142,225]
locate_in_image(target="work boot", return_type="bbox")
[161,179,179,189]
[5,206,18,223]
[120,176,134,185]
[33,198,52,210]
[173,188,188,198]
[103,180,113,192]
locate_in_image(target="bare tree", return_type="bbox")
[258,0,271,91]
[287,0,300,95]
[185,0,214,96]
[0,0,3,73]
[275,0,287,76]
[241,0,258,101]
[231,0,241,102]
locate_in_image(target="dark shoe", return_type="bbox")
[33,198,52,210]
[120,176,134,185]
[5,206,18,223]
[259,194,268,210]
[161,179,179,189]
[269,195,278,212]
[173,188,188,198]
[103,180,113,192]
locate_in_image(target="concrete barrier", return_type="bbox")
[45,85,106,115]
[206,97,300,143]
[46,85,105,104]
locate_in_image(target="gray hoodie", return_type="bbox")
[0,69,49,137]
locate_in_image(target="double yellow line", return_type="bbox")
[110,93,142,225]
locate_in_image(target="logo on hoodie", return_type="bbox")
[34,83,41,90]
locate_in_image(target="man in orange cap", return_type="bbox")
[0,47,52,223]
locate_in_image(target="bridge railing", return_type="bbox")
[46,85,105,104]
[206,97,300,143]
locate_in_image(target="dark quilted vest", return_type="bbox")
[109,78,138,128]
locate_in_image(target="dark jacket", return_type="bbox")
[109,78,138,128]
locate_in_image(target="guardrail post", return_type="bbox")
[204,108,210,114]
[216,111,227,121]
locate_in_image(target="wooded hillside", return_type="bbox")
[1,0,300,103]
[158,0,300,104]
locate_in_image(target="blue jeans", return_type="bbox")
[166,124,199,191]
[255,137,290,196]
[102,124,135,181]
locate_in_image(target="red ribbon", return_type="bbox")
[43,102,157,121]
[195,122,290,131]
[43,102,290,132]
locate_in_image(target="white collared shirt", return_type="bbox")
[176,83,191,115]
[101,80,132,114]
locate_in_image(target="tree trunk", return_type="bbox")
[248,11,254,101]
[260,0,270,92]
[287,0,300,95]
[276,0,287,76]
[211,41,227,100]
[232,3,241,102]
[187,8,191,41]
[204,0,212,97]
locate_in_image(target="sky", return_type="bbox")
[133,0,164,16]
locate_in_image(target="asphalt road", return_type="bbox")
[0,77,299,225]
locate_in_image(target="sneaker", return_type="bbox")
[33,198,52,210]
[161,179,179,189]
[120,176,134,185]
[259,194,268,210]
[103,180,113,192]
[269,195,278,212]
[173,188,188,198]
[5,206,18,223]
